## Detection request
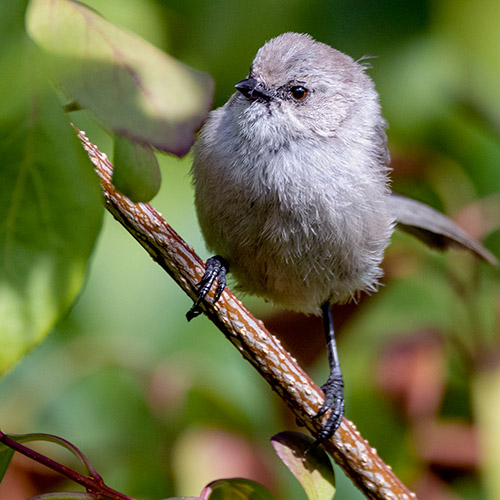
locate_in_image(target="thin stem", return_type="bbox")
[0,430,137,500]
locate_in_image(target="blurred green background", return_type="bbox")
[1,0,500,499]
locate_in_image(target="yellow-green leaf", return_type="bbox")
[0,40,102,374]
[26,0,214,156]
[271,432,336,500]
[112,134,161,202]
[201,478,274,500]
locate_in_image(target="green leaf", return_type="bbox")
[0,443,15,483]
[201,478,274,500]
[162,498,203,500]
[112,134,161,202]
[271,432,336,500]
[25,0,214,156]
[0,40,103,375]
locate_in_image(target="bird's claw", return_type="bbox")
[312,368,345,446]
[186,255,228,321]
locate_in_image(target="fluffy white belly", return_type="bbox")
[194,162,392,314]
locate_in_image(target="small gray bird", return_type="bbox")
[187,32,496,442]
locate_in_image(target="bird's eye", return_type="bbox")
[289,86,309,101]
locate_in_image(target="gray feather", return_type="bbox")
[390,192,498,265]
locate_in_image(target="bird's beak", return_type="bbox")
[235,78,272,101]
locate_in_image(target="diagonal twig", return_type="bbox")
[0,430,136,500]
[76,127,417,500]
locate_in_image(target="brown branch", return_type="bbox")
[76,127,417,500]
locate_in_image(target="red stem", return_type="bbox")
[0,430,137,500]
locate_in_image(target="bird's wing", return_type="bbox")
[390,192,498,265]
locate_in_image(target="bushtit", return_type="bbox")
[187,32,496,442]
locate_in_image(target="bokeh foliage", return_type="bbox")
[1,1,500,499]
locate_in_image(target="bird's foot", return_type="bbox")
[312,368,345,445]
[186,255,228,321]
